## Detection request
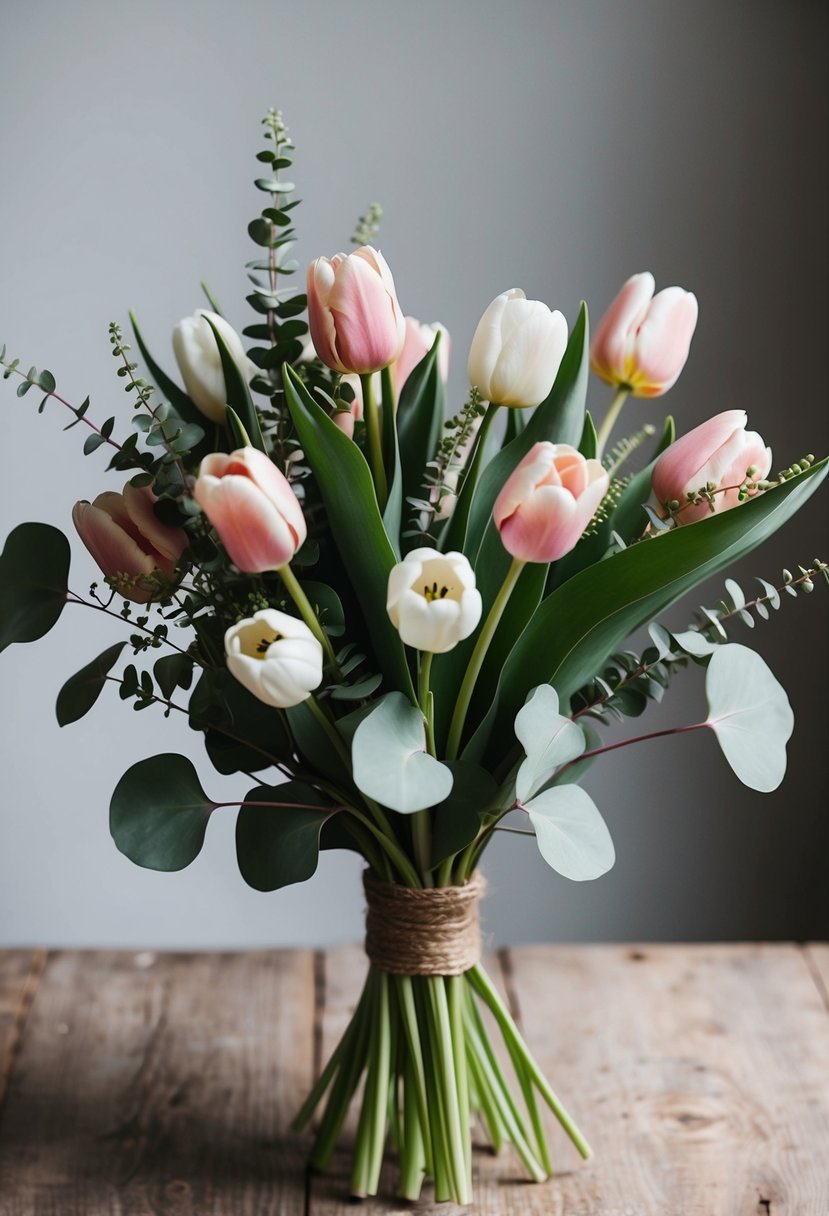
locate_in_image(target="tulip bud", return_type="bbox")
[307,246,405,375]
[72,483,188,603]
[467,288,568,408]
[387,548,482,654]
[193,447,306,572]
[172,310,258,423]
[652,410,772,524]
[590,272,698,398]
[225,609,323,708]
[493,443,609,563]
[392,317,450,396]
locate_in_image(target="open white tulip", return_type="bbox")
[387,548,482,654]
[225,609,323,708]
[172,310,258,424]
[467,288,568,408]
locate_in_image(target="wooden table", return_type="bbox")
[1,944,827,1214]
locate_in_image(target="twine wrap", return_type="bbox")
[363,870,486,977]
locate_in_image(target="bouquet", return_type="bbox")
[1,109,826,1205]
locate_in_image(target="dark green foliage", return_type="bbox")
[56,642,126,725]
[0,523,71,653]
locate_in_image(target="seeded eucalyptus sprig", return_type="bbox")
[410,387,487,539]
[351,201,383,246]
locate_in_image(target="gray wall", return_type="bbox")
[0,0,826,948]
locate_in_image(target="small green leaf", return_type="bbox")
[704,643,794,792]
[352,692,454,814]
[83,432,106,455]
[153,652,194,700]
[525,785,615,881]
[0,523,71,654]
[56,642,126,725]
[236,780,334,891]
[110,753,217,871]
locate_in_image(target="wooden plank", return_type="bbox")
[0,949,314,1215]
[0,951,44,1108]
[494,943,829,1215]
[804,943,829,1013]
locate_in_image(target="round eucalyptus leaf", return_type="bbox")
[525,785,615,881]
[0,522,70,654]
[352,692,454,814]
[515,684,586,802]
[110,753,217,871]
[704,643,794,792]
[236,781,334,891]
[56,641,126,726]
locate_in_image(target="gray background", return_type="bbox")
[0,0,826,949]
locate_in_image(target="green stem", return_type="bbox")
[399,1054,426,1200]
[413,650,436,885]
[428,977,471,1203]
[304,695,351,767]
[277,562,340,673]
[595,386,630,460]
[361,372,388,510]
[445,557,526,760]
[393,976,433,1173]
[468,963,592,1159]
[449,974,472,1188]
[347,804,421,888]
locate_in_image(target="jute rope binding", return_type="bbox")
[363,870,486,977]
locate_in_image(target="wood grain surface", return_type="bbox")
[0,944,827,1214]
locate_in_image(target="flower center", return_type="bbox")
[423,582,451,602]
[235,620,282,660]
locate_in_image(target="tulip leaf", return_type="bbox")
[235,780,335,891]
[110,753,217,871]
[490,457,828,756]
[203,315,266,453]
[704,643,794,792]
[450,302,589,562]
[56,641,127,726]
[0,522,71,654]
[380,366,403,556]
[525,785,616,881]
[282,364,415,699]
[396,336,446,534]
[285,699,351,784]
[430,760,499,867]
[352,691,454,814]
[514,684,586,802]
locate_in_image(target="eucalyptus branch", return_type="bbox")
[66,590,199,660]
[1,350,123,452]
[411,388,486,539]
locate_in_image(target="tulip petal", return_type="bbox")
[629,288,698,397]
[652,410,747,505]
[590,272,655,386]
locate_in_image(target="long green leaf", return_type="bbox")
[128,310,206,427]
[282,364,415,698]
[396,336,445,515]
[496,459,828,740]
[203,315,266,452]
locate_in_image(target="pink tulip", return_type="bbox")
[591,272,698,397]
[72,483,188,603]
[652,409,772,524]
[194,447,307,572]
[493,443,610,563]
[392,317,450,396]
[307,245,406,375]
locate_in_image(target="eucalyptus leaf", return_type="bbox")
[704,643,794,792]
[56,642,126,725]
[514,685,586,802]
[236,780,334,891]
[0,522,71,654]
[110,753,217,871]
[525,785,615,881]
[352,692,453,814]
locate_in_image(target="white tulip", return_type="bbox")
[467,288,568,408]
[172,310,258,424]
[387,548,482,654]
[225,609,323,709]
